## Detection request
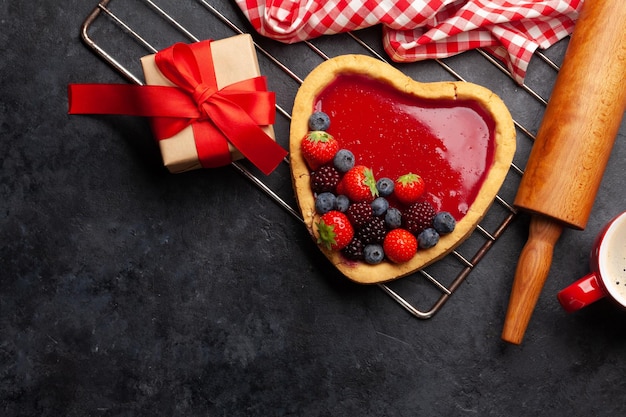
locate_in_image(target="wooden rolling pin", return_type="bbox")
[501,0,626,345]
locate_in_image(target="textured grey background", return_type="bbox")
[2,1,626,416]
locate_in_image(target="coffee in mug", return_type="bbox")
[557,211,626,312]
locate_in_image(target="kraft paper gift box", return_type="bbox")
[140,34,277,173]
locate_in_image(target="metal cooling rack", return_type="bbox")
[80,0,565,319]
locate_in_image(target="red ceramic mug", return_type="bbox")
[557,211,626,313]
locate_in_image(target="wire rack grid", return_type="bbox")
[78,0,567,319]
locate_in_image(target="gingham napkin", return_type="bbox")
[235,0,582,84]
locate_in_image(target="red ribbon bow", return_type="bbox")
[68,40,287,175]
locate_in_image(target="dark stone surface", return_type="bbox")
[2,1,626,416]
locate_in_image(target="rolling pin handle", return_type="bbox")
[501,215,564,344]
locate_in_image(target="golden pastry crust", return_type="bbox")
[290,55,516,284]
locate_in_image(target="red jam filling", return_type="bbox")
[314,74,496,220]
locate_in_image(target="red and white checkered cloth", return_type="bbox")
[235,0,582,84]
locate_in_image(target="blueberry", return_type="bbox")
[433,211,456,234]
[308,111,331,131]
[335,195,350,212]
[315,192,336,214]
[333,149,355,173]
[418,228,440,249]
[376,177,394,197]
[363,244,385,264]
[371,197,389,217]
[384,207,402,229]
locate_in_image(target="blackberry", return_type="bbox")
[311,165,340,194]
[341,237,364,261]
[346,201,373,229]
[357,217,387,245]
[403,201,436,235]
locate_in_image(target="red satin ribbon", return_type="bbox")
[68,40,287,175]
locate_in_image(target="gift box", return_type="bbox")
[68,34,287,175]
[140,34,279,173]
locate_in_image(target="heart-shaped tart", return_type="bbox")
[290,55,515,284]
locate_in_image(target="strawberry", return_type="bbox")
[383,228,418,264]
[394,173,425,205]
[301,131,339,170]
[316,211,354,251]
[339,165,379,203]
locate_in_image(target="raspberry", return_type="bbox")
[346,202,373,229]
[402,201,436,235]
[357,217,387,245]
[311,165,340,194]
[341,237,365,261]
